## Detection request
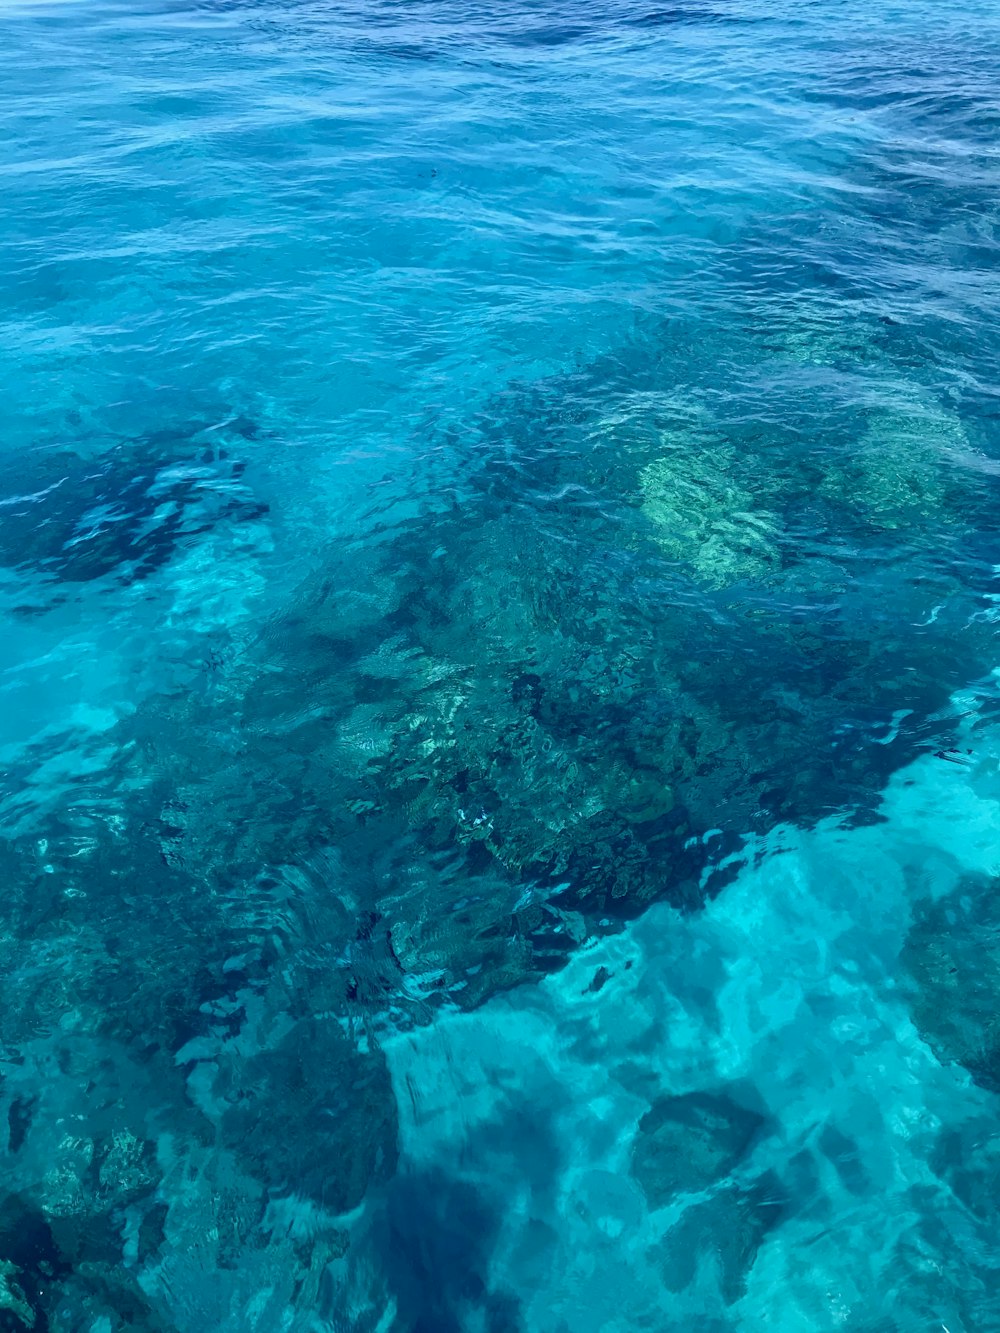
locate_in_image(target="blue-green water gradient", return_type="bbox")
[1,1,1000,1329]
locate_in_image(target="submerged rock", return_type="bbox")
[631,1090,768,1208]
[217,1020,398,1213]
[637,425,783,588]
[47,1262,174,1333]
[902,877,1000,1092]
[819,399,973,533]
[655,1174,786,1304]
[931,1116,1000,1225]
[0,1195,68,1332]
[0,427,266,587]
[0,1261,36,1332]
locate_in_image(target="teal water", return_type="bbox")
[2,0,1000,1328]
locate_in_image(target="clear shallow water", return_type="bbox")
[1,0,1000,1328]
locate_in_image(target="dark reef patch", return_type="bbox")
[631,1089,768,1207]
[216,1019,399,1212]
[655,1173,787,1304]
[0,424,267,588]
[902,875,1000,1092]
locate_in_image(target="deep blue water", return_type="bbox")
[2,0,1000,1328]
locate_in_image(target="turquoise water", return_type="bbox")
[2,0,1000,1327]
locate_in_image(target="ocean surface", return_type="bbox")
[1,0,1000,1328]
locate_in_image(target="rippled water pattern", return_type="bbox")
[2,0,1000,1328]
